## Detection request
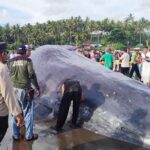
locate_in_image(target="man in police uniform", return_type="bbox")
[0,42,23,143]
[51,79,83,133]
[8,45,40,141]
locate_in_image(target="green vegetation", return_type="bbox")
[0,14,150,50]
[110,43,126,50]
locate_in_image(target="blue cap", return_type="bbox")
[0,42,7,52]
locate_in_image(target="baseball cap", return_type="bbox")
[25,45,32,51]
[17,45,27,54]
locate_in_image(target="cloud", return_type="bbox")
[141,0,150,8]
[0,8,7,18]
[0,5,32,25]
[0,0,150,25]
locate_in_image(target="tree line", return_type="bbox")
[0,14,150,50]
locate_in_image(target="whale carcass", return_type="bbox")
[31,45,150,148]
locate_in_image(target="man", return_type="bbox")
[113,51,120,72]
[141,46,150,86]
[129,51,141,80]
[90,50,96,61]
[100,49,113,69]
[51,79,83,133]
[8,45,40,141]
[0,42,23,144]
[120,49,130,76]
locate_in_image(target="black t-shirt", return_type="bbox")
[64,79,82,93]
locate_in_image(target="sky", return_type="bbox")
[0,0,150,25]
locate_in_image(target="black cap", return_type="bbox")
[0,42,7,52]
[17,45,27,54]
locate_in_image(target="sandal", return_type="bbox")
[12,135,22,141]
[25,134,38,141]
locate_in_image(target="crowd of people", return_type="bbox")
[77,46,150,87]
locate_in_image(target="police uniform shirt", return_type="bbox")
[0,62,22,116]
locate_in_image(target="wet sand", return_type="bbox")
[1,123,150,150]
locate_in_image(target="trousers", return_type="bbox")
[121,67,129,76]
[130,64,141,79]
[0,116,8,143]
[12,88,34,139]
[56,91,81,130]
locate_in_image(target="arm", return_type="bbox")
[80,92,85,101]
[145,56,150,62]
[27,60,40,97]
[100,54,105,61]
[0,67,22,117]
[111,54,113,63]
[119,54,124,60]
[61,84,65,95]
[145,58,150,62]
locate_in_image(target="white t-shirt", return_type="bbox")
[146,52,150,58]
[142,52,150,60]
[120,52,130,68]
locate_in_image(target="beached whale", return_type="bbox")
[31,45,150,148]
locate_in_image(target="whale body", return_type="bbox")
[31,45,150,148]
